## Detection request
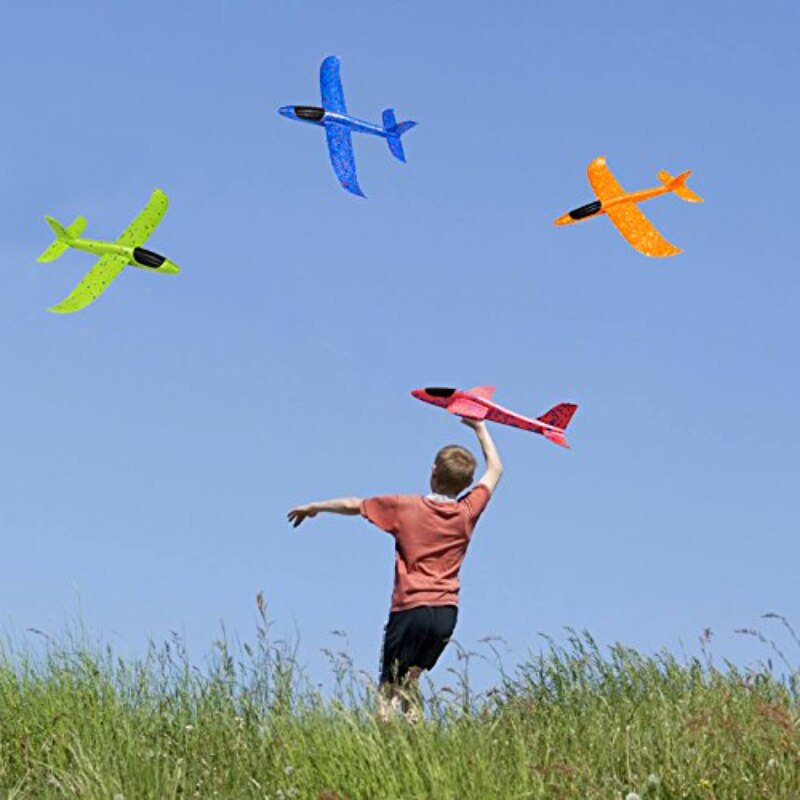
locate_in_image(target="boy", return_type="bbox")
[287,419,503,719]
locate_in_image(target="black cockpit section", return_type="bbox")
[295,106,325,121]
[569,200,602,221]
[133,247,166,269]
[425,387,456,398]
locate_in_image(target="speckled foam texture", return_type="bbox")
[44,189,174,314]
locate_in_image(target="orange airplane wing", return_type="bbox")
[587,157,625,201]
[605,204,681,257]
[588,156,681,257]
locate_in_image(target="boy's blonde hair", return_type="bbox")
[432,445,477,496]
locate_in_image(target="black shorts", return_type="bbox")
[379,605,458,684]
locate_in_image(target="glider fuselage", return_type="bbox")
[64,237,180,274]
[555,183,672,226]
[279,106,391,139]
[412,388,560,437]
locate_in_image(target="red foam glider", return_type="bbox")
[412,386,578,448]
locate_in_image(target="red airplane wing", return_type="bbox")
[466,385,496,401]
[446,398,488,419]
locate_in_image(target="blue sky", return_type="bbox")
[1,1,798,687]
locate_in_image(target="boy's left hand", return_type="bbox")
[287,504,318,528]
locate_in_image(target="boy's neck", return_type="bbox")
[427,491,458,503]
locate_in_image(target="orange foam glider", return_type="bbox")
[555,156,703,257]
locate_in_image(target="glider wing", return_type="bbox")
[115,189,169,248]
[325,125,364,197]
[446,398,488,419]
[587,157,625,202]
[588,157,680,257]
[466,386,496,401]
[605,204,681,257]
[49,254,128,314]
[320,55,347,113]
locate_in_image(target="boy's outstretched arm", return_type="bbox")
[461,419,504,493]
[287,497,362,528]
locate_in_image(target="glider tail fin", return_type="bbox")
[538,403,578,449]
[658,169,704,203]
[382,108,418,163]
[37,215,86,263]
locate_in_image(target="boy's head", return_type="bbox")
[430,445,477,497]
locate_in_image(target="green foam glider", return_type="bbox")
[37,189,179,313]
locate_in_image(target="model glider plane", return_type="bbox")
[279,55,417,197]
[36,189,179,313]
[555,157,703,257]
[412,386,578,449]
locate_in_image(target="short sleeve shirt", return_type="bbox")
[361,484,491,611]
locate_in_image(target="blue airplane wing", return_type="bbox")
[320,55,347,113]
[325,124,364,197]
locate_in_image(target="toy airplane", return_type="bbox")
[554,156,703,257]
[37,189,179,313]
[412,386,578,449]
[279,55,417,197]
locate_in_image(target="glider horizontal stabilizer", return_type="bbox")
[37,216,86,262]
[658,170,704,203]
[382,108,418,163]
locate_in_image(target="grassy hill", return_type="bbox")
[1,606,797,799]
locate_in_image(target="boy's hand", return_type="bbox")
[287,504,318,528]
[460,418,485,431]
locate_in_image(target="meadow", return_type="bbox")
[0,600,797,800]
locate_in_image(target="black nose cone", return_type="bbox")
[133,247,166,269]
[569,200,602,221]
[295,106,325,121]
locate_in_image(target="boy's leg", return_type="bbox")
[377,610,411,722]
[400,607,457,721]
[377,683,403,723]
[378,668,422,723]
[399,666,424,723]
[377,606,458,722]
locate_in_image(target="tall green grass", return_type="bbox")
[0,601,797,799]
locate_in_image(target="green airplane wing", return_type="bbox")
[49,254,128,314]
[115,188,169,247]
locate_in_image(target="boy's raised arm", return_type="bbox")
[462,419,504,493]
[287,497,362,528]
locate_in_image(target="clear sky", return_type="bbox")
[1,1,797,687]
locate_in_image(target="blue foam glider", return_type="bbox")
[279,55,418,197]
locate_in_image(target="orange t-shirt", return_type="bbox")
[361,484,492,612]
